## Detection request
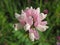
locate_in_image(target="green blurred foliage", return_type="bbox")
[0,0,60,45]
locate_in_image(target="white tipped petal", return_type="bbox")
[21,10,24,13]
[29,33,35,41]
[43,26,49,31]
[26,7,29,9]
[36,25,49,32]
[15,13,20,19]
[36,7,40,13]
[24,23,31,31]
[41,13,47,20]
[30,6,33,9]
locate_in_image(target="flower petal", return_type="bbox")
[40,21,47,25]
[36,7,40,14]
[36,25,49,32]
[29,33,35,41]
[40,13,47,20]
[15,13,21,19]
[24,7,33,17]
[15,12,26,25]
[29,29,35,41]
[34,29,39,40]
[24,23,31,31]
[26,16,33,26]
[29,29,39,41]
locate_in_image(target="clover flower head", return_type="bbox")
[15,7,49,41]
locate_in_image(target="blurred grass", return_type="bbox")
[0,0,60,45]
